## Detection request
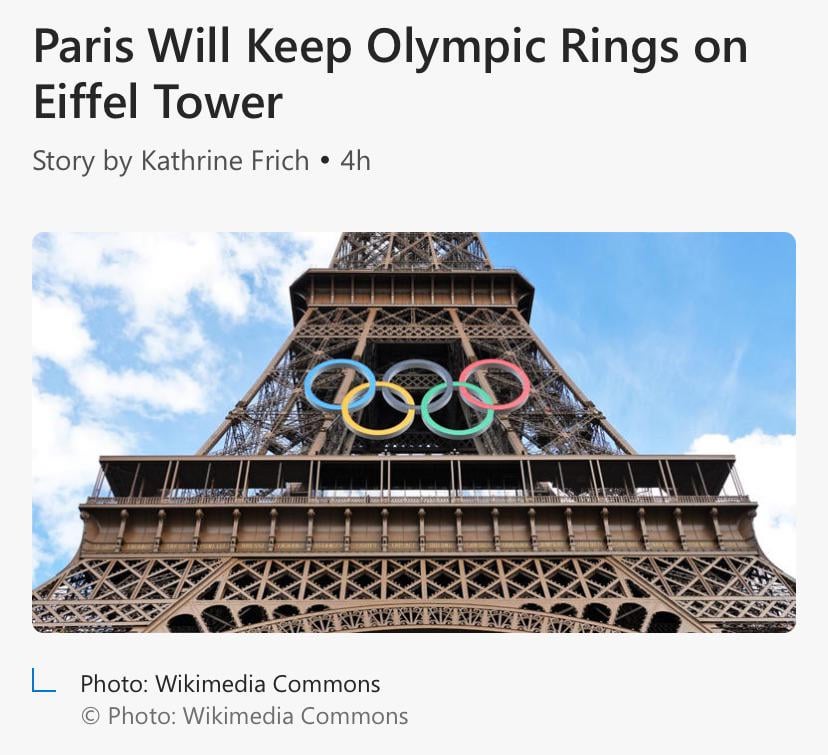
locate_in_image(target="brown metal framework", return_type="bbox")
[33,233,795,633]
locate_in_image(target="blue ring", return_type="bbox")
[304,359,376,412]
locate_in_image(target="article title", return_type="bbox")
[34,26,748,120]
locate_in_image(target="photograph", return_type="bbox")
[31,232,796,633]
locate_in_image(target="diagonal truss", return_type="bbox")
[34,553,794,633]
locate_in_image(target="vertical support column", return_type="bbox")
[528,508,538,552]
[730,464,746,498]
[657,460,672,499]
[307,460,315,499]
[192,509,203,552]
[115,509,129,553]
[491,508,501,551]
[519,460,528,499]
[128,463,142,499]
[638,508,650,551]
[665,460,679,498]
[230,508,241,553]
[160,461,172,499]
[234,459,244,498]
[455,508,464,552]
[601,507,613,551]
[201,462,212,498]
[242,460,252,499]
[343,508,352,552]
[526,459,535,500]
[595,460,607,498]
[589,460,601,499]
[305,508,315,552]
[92,465,106,498]
[674,507,688,550]
[557,461,567,498]
[268,508,278,552]
[418,508,426,552]
[564,507,575,550]
[153,509,166,553]
[165,460,180,499]
[695,462,710,498]
[710,507,723,548]
[381,508,389,553]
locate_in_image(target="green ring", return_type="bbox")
[421,381,495,439]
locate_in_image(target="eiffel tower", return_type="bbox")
[32,233,795,633]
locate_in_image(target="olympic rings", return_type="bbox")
[342,381,416,439]
[421,381,495,439]
[304,359,376,412]
[381,359,454,414]
[304,357,531,440]
[459,358,531,412]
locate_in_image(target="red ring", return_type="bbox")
[458,359,531,412]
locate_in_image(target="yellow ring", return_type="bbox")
[341,381,416,439]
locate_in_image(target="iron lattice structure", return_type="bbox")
[33,233,795,633]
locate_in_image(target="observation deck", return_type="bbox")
[79,453,757,559]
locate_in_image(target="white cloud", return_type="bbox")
[31,292,93,366]
[689,430,796,576]
[31,232,339,579]
[31,386,132,577]
[34,231,336,338]
[32,232,338,415]
[70,362,208,414]
[32,283,212,415]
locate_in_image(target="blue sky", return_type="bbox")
[31,232,796,583]
[484,233,795,452]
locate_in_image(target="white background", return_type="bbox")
[5,1,826,752]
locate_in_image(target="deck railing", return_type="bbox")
[84,493,751,508]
